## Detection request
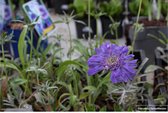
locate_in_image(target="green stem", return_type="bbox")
[131,0,142,52]
[109,16,119,44]
[30,30,33,62]
[95,18,99,47]
[167,6,168,26]
[157,0,161,21]
[88,0,92,48]
[72,71,78,97]
[0,80,2,109]
[24,73,31,97]
[37,74,39,85]
[67,23,72,60]
[1,43,7,77]
[1,44,4,65]
[96,18,99,39]
[86,74,91,104]
[115,28,119,44]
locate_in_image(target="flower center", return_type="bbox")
[105,56,119,70]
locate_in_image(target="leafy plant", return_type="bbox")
[148,31,168,46]
[161,0,168,17]
[99,0,123,19]
[129,0,150,17]
[129,0,166,21]
[69,0,95,17]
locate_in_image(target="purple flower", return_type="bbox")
[88,42,137,83]
[39,7,47,19]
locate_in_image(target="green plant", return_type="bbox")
[161,0,168,17]
[99,0,123,19]
[156,0,162,21]
[129,0,150,17]
[129,0,166,21]
[148,31,168,46]
[69,0,95,17]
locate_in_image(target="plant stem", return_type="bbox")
[157,0,161,21]
[1,43,8,78]
[131,0,142,52]
[86,73,91,104]
[109,16,119,44]
[37,74,39,85]
[88,0,92,48]
[67,22,72,60]
[0,80,2,109]
[72,71,78,97]
[115,28,119,44]
[30,30,33,62]
[166,7,168,27]
[135,0,142,24]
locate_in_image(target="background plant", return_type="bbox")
[99,0,123,19]
[129,0,150,17]
[69,0,95,18]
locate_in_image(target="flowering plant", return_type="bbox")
[88,42,138,83]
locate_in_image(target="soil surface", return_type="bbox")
[138,18,167,27]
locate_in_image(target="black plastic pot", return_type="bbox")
[133,50,146,68]
[132,50,146,75]
[96,0,110,3]
[100,16,123,39]
[75,16,97,39]
[53,0,73,14]
[129,26,168,66]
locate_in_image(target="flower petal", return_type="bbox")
[88,65,104,76]
[88,55,105,67]
[110,69,123,83]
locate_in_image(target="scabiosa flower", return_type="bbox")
[88,42,138,83]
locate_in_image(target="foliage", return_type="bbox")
[69,0,95,17]
[148,31,168,46]
[161,0,168,17]
[99,0,123,18]
[129,0,150,16]
[0,0,167,111]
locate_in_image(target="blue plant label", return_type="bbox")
[0,0,5,32]
[23,0,54,37]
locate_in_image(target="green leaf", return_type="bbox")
[83,86,97,92]
[158,31,168,44]
[113,104,123,111]
[55,81,69,90]
[73,0,87,16]
[145,65,164,73]
[0,61,21,75]
[58,93,71,111]
[85,104,96,111]
[18,25,28,66]
[56,60,87,80]
[148,33,167,45]
[100,106,107,111]
[12,78,27,85]
[37,68,48,75]
[79,92,90,100]
[97,72,110,89]
[69,95,77,106]
[42,43,53,56]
